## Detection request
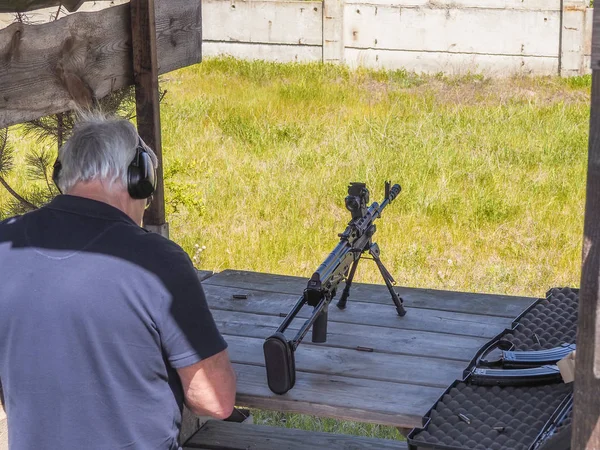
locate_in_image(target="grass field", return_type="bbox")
[0,57,592,439]
[163,60,589,298]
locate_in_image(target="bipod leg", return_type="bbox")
[369,243,406,316]
[337,256,360,310]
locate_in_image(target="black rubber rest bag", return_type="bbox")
[263,332,296,395]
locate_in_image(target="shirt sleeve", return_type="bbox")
[157,246,228,369]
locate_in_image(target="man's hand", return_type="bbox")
[176,349,236,419]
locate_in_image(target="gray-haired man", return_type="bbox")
[0,115,236,449]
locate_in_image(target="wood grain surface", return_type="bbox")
[185,420,408,449]
[198,270,534,427]
[0,0,201,128]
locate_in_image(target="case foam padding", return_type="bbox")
[410,382,572,450]
[504,288,578,351]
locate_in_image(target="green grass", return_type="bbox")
[250,409,405,439]
[158,58,589,296]
[0,57,592,439]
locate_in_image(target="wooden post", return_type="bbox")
[130,0,168,237]
[322,0,344,64]
[571,8,600,446]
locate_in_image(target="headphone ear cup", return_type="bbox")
[128,150,156,199]
[52,160,62,193]
[127,163,142,198]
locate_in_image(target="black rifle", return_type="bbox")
[263,182,406,395]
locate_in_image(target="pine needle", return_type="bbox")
[0,128,14,177]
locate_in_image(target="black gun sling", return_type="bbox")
[263,332,296,395]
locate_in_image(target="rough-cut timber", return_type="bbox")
[571,69,600,449]
[593,5,600,70]
[130,0,167,232]
[203,270,536,317]
[185,420,408,449]
[0,0,202,129]
[0,0,94,13]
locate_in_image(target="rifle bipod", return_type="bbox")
[336,242,406,317]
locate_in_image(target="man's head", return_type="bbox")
[53,114,158,225]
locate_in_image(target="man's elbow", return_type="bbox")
[187,392,236,419]
[177,349,237,420]
[209,403,235,420]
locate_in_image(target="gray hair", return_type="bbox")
[56,113,158,194]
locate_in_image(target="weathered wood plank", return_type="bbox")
[196,269,214,282]
[0,1,129,29]
[232,363,439,427]
[202,0,322,46]
[131,0,167,231]
[571,69,600,449]
[0,0,202,129]
[186,420,408,449]
[212,309,488,361]
[204,270,536,318]
[0,0,93,13]
[344,5,560,57]
[592,6,600,69]
[204,285,513,338]
[225,335,465,388]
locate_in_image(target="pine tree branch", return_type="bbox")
[0,176,37,211]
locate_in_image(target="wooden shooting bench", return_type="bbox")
[177,268,537,449]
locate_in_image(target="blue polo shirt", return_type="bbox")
[0,195,228,450]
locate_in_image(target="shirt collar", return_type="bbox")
[45,195,138,226]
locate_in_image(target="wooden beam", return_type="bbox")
[186,420,408,450]
[0,0,202,129]
[0,0,87,13]
[593,5,600,70]
[130,0,168,234]
[571,68,600,449]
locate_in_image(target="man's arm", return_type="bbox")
[148,237,237,418]
[176,349,236,419]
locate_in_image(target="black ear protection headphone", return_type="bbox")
[52,137,157,200]
[127,138,157,200]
